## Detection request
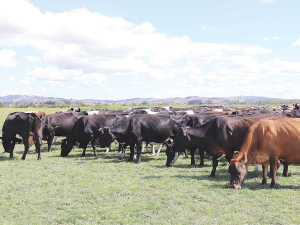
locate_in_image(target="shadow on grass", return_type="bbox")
[0,154,13,161]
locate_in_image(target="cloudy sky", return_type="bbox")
[1,0,300,100]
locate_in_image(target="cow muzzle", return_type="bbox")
[229,184,241,190]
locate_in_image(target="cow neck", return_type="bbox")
[186,120,213,148]
[110,119,130,138]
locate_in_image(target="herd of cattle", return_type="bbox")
[1,104,300,189]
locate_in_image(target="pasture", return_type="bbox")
[0,108,300,224]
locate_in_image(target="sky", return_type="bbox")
[1,0,300,100]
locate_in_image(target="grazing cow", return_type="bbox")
[1,112,43,160]
[40,112,83,151]
[97,114,183,163]
[166,114,283,177]
[182,113,226,166]
[228,117,299,189]
[60,114,127,157]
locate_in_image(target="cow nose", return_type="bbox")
[229,184,241,189]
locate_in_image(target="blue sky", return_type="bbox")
[1,0,300,100]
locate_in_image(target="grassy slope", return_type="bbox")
[0,108,299,224]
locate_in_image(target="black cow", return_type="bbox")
[97,114,183,163]
[60,114,127,157]
[182,113,226,166]
[40,112,83,151]
[1,112,43,160]
[166,114,283,177]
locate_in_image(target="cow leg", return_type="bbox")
[141,142,146,152]
[21,139,30,160]
[128,143,135,161]
[81,147,87,157]
[34,136,43,160]
[91,140,97,156]
[199,148,204,166]
[52,136,58,144]
[254,164,259,172]
[155,144,163,157]
[184,149,189,158]
[269,156,278,188]
[151,145,155,156]
[106,147,110,153]
[80,141,89,157]
[117,143,123,155]
[210,157,219,177]
[261,164,268,185]
[190,148,196,165]
[47,137,53,152]
[282,162,289,177]
[136,141,142,163]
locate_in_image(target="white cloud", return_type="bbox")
[132,80,148,86]
[244,47,272,55]
[26,66,107,85]
[202,26,209,30]
[8,76,15,81]
[260,0,275,3]
[45,81,65,87]
[292,38,300,46]
[25,55,41,62]
[0,0,272,82]
[263,36,280,41]
[20,77,34,85]
[0,49,16,68]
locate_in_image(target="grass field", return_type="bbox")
[1,108,300,224]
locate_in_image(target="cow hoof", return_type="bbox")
[282,173,288,177]
[81,154,85,157]
[128,158,133,162]
[136,161,141,164]
[200,163,204,167]
[21,157,25,160]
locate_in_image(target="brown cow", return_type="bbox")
[229,117,300,189]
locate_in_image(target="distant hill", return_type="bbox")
[0,95,283,105]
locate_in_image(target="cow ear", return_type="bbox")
[230,159,238,167]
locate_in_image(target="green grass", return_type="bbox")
[0,108,300,224]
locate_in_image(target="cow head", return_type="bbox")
[96,127,115,148]
[61,139,73,157]
[166,127,190,167]
[228,159,247,189]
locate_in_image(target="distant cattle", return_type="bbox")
[166,114,283,177]
[229,117,299,189]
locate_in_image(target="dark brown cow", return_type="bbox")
[1,112,45,160]
[229,117,300,189]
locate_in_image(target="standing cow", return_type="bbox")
[229,117,299,189]
[1,112,48,160]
